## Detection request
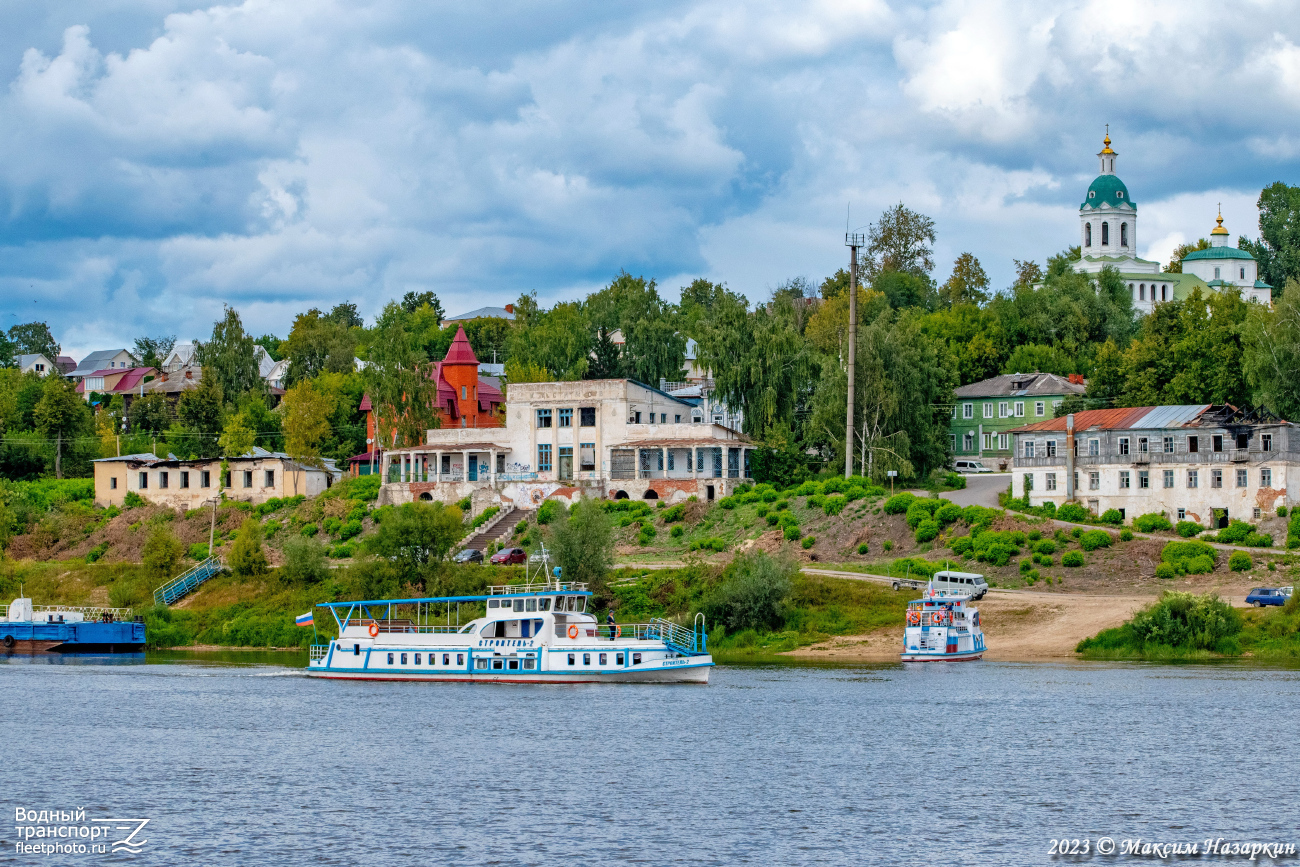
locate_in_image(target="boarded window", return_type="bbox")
[610,449,636,480]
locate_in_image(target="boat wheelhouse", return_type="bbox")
[900,586,986,662]
[307,580,712,684]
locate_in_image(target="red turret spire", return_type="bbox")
[443,325,479,365]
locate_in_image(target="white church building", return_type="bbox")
[1071,132,1272,312]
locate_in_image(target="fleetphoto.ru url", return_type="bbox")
[1049,837,1298,860]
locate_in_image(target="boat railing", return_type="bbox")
[548,619,706,654]
[309,644,329,661]
[33,605,132,619]
[487,581,588,596]
[343,620,465,635]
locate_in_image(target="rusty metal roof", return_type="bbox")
[1009,405,1228,433]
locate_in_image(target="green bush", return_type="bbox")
[1028,529,1041,541]
[1228,551,1252,572]
[760,489,779,503]
[934,503,962,524]
[766,513,780,526]
[1161,540,1217,575]
[322,516,341,536]
[1019,559,1033,573]
[702,551,794,631]
[470,505,501,530]
[755,505,770,518]
[1119,529,1133,542]
[783,525,801,541]
[86,542,109,563]
[774,500,789,512]
[1079,530,1113,552]
[904,500,936,528]
[807,494,826,509]
[1210,520,1272,548]
[719,497,737,510]
[1062,551,1084,567]
[537,499,564,525]
[857,543,868,555]
[1155,562,1175,579]
[670,525,684,538]
[301,523,318,537]
[123,491,146,509]
[142,524,185,582]
[949,536,973,556]
[330,543,355,559]
[281,535,329,584]
[637,524,657,545]
[337,519,362,541]
[820,477,845,495]
[1077,592,1242,655]
[1175,521,1203,538]
[843,485,867,502]
[1134,513,1172,533]
[1056,503,1089,523]
[1099,508,1123,526]
[883,492,916,514]
[882,540,893,551]
[229,518,269,577]
[688,537,727,552]
[1278,506,1289,518]
[1071,527,1083,539]
[914,520,939,543]
[793,481,819,497]
[823,495,847,516]
[801,536,816,549]
[187,543,209,560]
[1038,555,1054,567]
[1035,540,1056,555]
[1289,509,1300,549]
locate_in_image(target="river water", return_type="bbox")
[2,655,1298,866]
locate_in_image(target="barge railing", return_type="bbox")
[33,605,132,620]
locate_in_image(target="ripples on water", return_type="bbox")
[1,655,1297,866]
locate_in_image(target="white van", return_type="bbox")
[953,459,992,474]
[932,570,988,600]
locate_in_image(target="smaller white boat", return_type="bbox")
[900,584,985,662]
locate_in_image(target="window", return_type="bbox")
[1236,469,1248,488]
[1024,441,1035,458]
[1187,436,1198,454]
[492,659,503,670]
[457,654,464,665]
[1014,402,1024,417]
[475,659,488,670]
[1262,433,1273,452]
[1162,437,1174,454]
[1119,471,1131,489]
[387,653,394,665]
[1085,223,1092,245]
[1214,266,1220,279]
[1254,507,1262,519]
[265,470,275,487]
[998,433,1009,450]
[201,470,210,488]
[631,411,641,424]
[223,472,231,487]
[180,471,189,489]
[567,654,575,666]
[400,653,407,665]
[1261,468,1273,487]
[159,471,169,489]
[616,653,624,665]
[579,443,596,472]
[1052,400,1062,412]
[1045,473,1057,491]
[1137,437,1148,454]
[1088,439,1099,456]
[1162,470,1174,489]
[632,653,642,665]
[1140,284,1145,301]
[578,407,596,427]
[110,477,118,490]
[950,434,956,452]
[998,402,1009,418]
[1119,437,1130,456]
[1089,471,1099,491]
[1240,267,1246,280]
[414,653,421,665]
[583,653,591,665]
[982,433,992,450]
[139,472,148,489]
[1211,469,1222,489]
[1177,508,1186,521]
[1138,470,1149,489]
[1046,440,1057,457]
[243,471,253,488]
[443,654,450,665]
[983,403,993,419]
[674,415,681,423]
[599,653,607,665]
[1120,222,1128,246]
[1212,435,1223,452]
[461,385,467,400]
[962,403,973,419]
[537,444,552,472]
[963,433,974,452]
[1035,401,1045,417]
[536,409,552,428]
[1187,470,1198,489]
[558,408,573,427]
[1023,473,1033,492]
[1102,222,1109,245]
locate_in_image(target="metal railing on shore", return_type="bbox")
[154,557,223,606]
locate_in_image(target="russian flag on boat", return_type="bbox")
[295,611,313,627]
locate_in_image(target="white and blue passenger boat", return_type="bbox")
[900,584,986,662]
[1,597,145,653]
[307,580,712,684]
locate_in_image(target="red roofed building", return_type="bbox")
[351,327,503,475]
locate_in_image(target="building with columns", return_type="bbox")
[1071,132,1272,312]
[377,378,754,513]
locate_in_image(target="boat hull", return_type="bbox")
[307,661,711,684]
[899,650,983,662]
[0,621,145,653]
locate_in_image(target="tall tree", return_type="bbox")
[1243,277,1300,419]
[587,328,621,379]
[176,372,225,458]
[282,309,357,385]
[362,302,442,449]
[506,301,591,381]
[1164,238,1210,273]
[938,253,990,307]
[401,291,445,322]
[862,203,936,282]
[195,306,262,401]
[281,380,336,471]
[550,497,614,601]
[327,302,364,329]
[129,392,172,435]
[361,501,463,577]
[253,334,283,361]
[1240,182,1300,298]
[8,322,60,361]
[132,336,175,370]
[33,374,89,478]
[218,413,256,458]
[586,272,686,384]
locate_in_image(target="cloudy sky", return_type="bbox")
[4,0,1300,359]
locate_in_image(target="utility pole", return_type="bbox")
[208,497,217,558]
[844,231,865,478]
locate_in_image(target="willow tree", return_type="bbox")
[361,302,441,454]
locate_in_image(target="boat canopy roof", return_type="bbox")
[316,581,590,609]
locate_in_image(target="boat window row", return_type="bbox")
[474,657,537,671]
[486,596,586,613]
[380,651,465,666]
[567,652,641,666]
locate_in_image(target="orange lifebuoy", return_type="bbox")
[907,610,920,626]
[567,624,579,639]
[368,621,379,638]
[614,625,621,638]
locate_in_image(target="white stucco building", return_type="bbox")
[1010,406,1295,526]
[377,378,754,513]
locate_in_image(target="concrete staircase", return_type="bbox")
[461,506,519,551]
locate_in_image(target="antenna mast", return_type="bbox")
[845,228,864,478]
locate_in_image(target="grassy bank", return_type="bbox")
[1076,591,1300,661]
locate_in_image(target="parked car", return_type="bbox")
[490,547,527,565]
[953,459,993,474]
[1246,586,1293,607]
[931,570,989,600]
[453,548,483,564]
